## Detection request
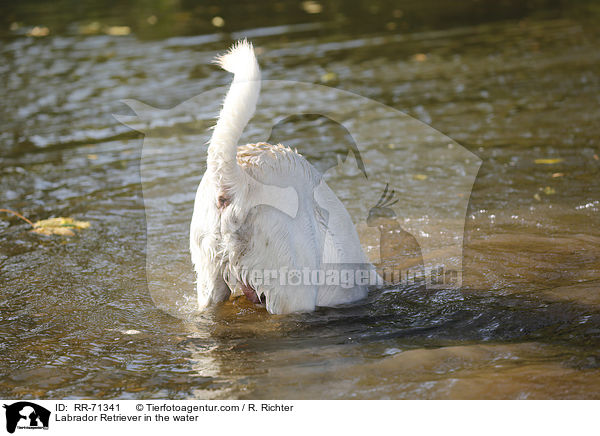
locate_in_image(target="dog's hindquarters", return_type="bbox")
[190,40,260,310]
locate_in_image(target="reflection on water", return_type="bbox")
[1,0,599,399]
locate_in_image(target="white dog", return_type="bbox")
[190,40,372,314]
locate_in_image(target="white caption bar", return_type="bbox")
[0,400,596,436]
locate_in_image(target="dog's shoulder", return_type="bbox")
[236,142,301,167]
[237,142,317,184]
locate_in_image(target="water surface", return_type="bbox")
[1,0,599,399]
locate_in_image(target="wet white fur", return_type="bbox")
[190,40,370,314]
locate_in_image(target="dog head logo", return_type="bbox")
[116,78,481,315]
[3,402,50,434]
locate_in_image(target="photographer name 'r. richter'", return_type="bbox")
[261,403,294,412]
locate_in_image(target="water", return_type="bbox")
[1,0,599,399]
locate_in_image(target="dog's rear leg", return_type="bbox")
[194,259,231,309]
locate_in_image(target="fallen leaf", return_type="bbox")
[534,158,563,164]
[211,16,225,28]
[36,226,75,236]
[302,1,323,14]
[27,26,50,37]
[320,71,338,83]
[542,186,556,195]
[533,193,542,201]
[105,26,130,36]
[412,53,427,62]
[551,172,564,178]
[413,174,428,181]
[31,217,90,236]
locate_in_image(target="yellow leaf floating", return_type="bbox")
[534,158,563,164]
[26,26,50,37]
[413,174,428,181]
[211,16,225,28]
[31,217,90,236]
[105,26,130,36]
[320,72,338,84]
[302,1,323,14]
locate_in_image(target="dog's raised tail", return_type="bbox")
[207,40,261,178]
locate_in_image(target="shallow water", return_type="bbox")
[1,1,599,399]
